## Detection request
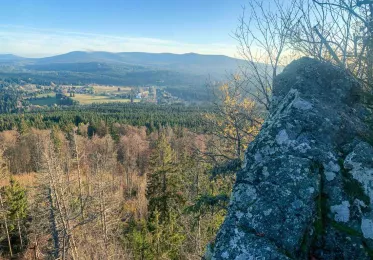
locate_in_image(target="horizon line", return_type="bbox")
[0,25,239,59]
[0,50,242,59]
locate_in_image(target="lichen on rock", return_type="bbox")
[209,58,373,260]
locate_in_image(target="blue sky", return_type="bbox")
[0,0,247,57]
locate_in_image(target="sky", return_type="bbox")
[0,0,247,58]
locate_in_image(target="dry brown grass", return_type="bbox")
[72,94,132,104]
[0,173,37,188]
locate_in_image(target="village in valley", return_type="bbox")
[18,83,182,109]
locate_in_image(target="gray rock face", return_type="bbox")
[210,58,373,259]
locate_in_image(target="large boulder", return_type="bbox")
[210,58,373,259]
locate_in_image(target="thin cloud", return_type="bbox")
[0,25,237,58]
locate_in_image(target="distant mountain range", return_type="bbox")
[0,51,248,101]
[0,51,246,78]
[0,54,24,61]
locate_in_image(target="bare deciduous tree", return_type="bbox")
[235,0,299,109]
[289,0,373,86]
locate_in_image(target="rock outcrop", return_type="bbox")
[210,58,373,259]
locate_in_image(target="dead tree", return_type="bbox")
[235,0,299,109]
[44,138,79,259]
[289,0,373,86]
[72,129,85,218]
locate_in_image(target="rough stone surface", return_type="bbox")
[210,58,373,259]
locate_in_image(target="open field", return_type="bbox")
[28,97,57,106]
[72,94,133,104]
[36,92,55,98]
[93,85,131,94]
[21,85,141,106]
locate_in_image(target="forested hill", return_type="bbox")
[28,52,245,77]
[0,52,248,101]
[0,51,246,82]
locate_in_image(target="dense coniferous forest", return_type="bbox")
[0,103,210,133]
[0,81,262,259]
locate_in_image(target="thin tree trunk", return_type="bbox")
[196,169,202,254]
[46,144,79,259]
[33,242,38,260]
[0,192,13,257]
[235,122,241,159]
[73,133,85,217]
[96,158,109,256]
[367,4,373,87]
[47,187,59,259]
[17,214,24,249]
[62,233,66,260]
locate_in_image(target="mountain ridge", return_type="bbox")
[0,54,24,61]
[1,51,240,61]
[0,51,253,101]
[0,51,246,78]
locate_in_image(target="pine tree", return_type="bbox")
[146,133,184,222]
[145,133,187,259]
[18,118,29,136]
[127,219,153,260]
[4,177,28,251]
[161,211,184,259]
[148,210,184,260]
